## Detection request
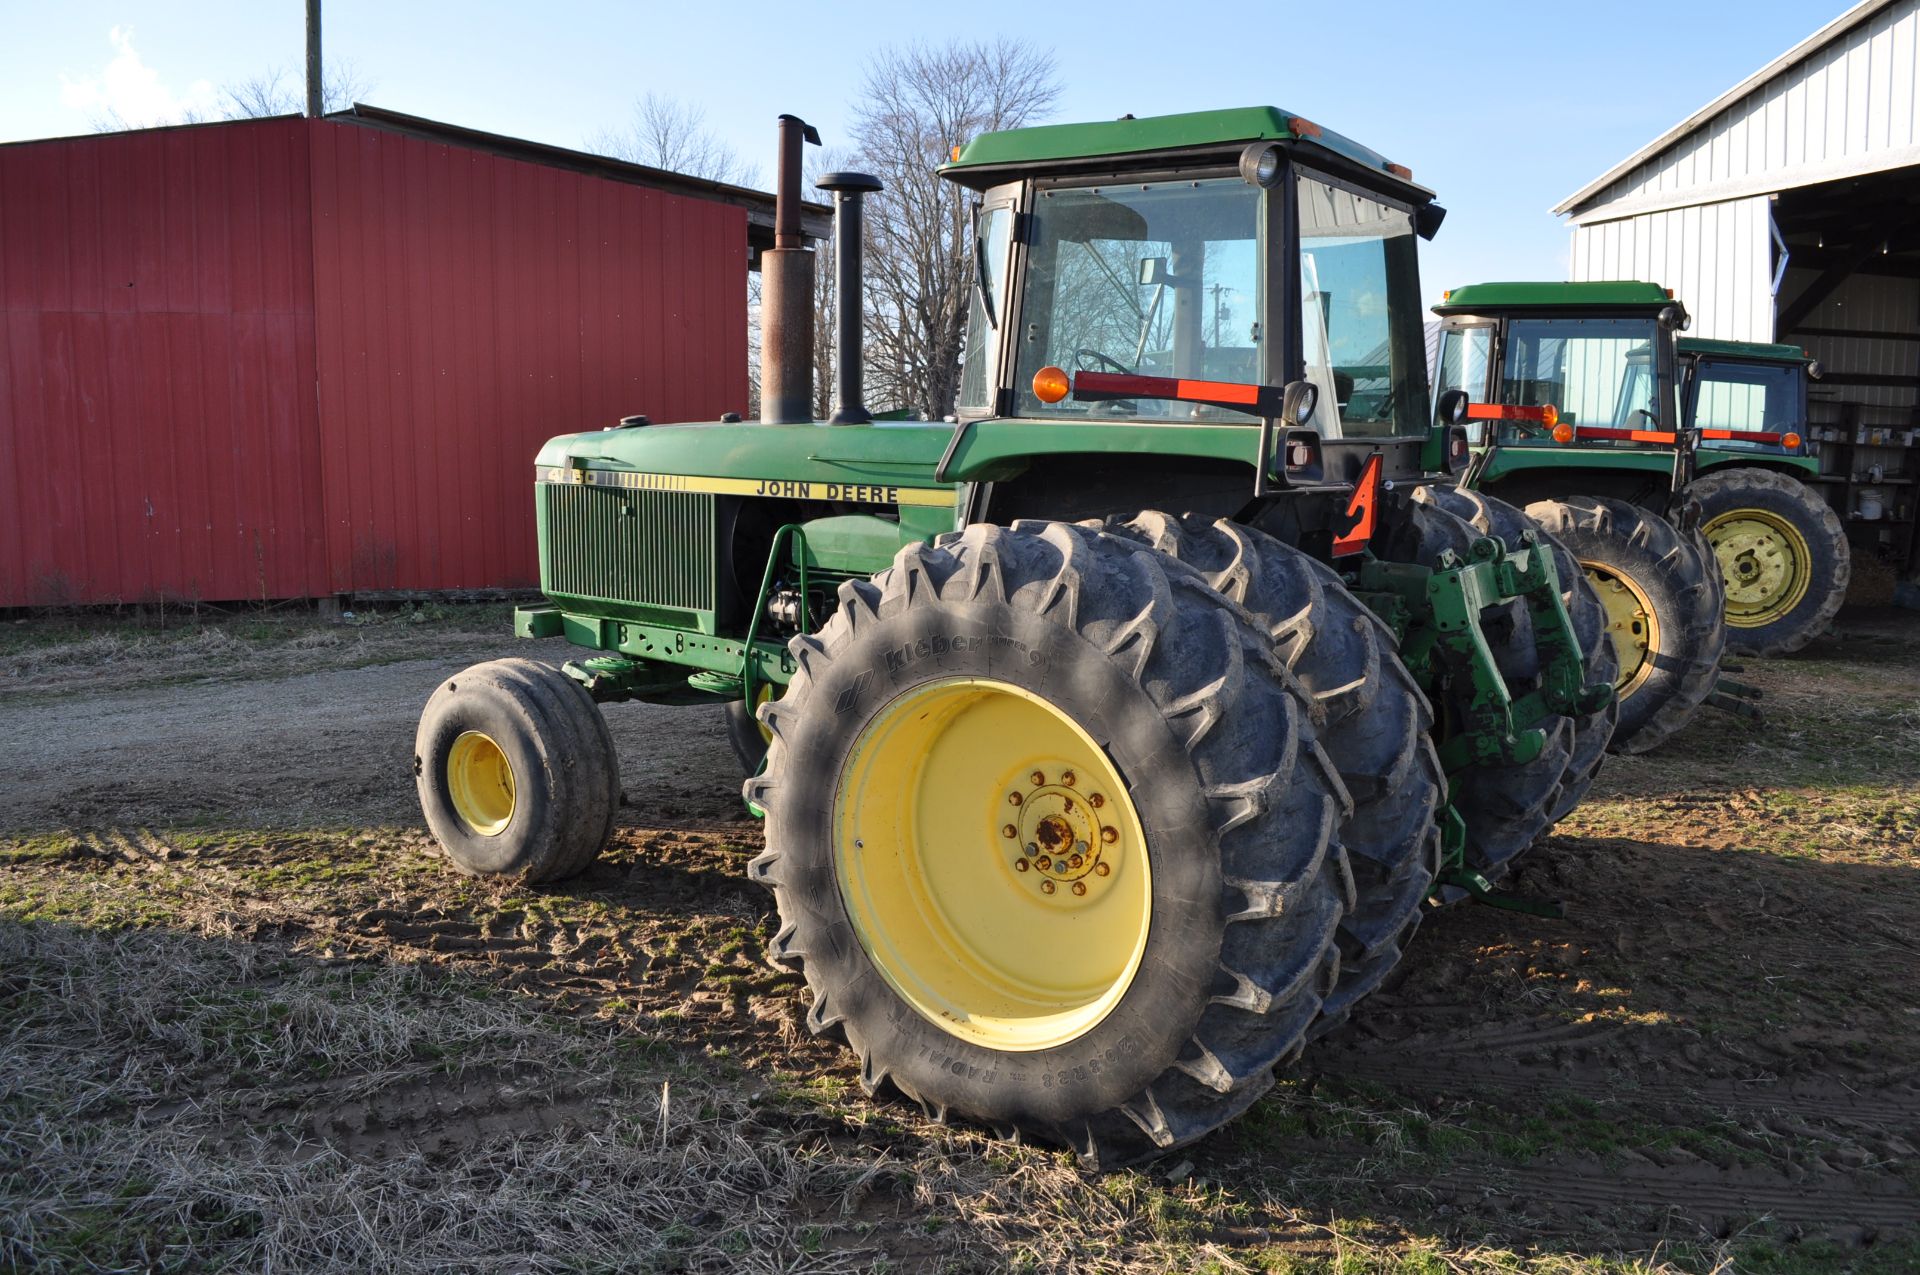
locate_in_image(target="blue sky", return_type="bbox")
[0,1,1855,306]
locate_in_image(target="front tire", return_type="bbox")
[1691,467,1850,657]
[746,522,1349,1167]
[415,658,620,882]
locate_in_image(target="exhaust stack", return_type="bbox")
[816,172,883,425]
[759,115,820,424]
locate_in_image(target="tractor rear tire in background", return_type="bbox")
[746,521,1350,1168]
[1107,512,1442,1036]
[415,658,620,882]
[1526,496,1723,755]
[1690,467,1850,658]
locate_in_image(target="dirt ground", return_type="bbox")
[2,603,1917,1273]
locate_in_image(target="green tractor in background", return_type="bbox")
[414,108,1616,1167]
[1434,283,1848,673]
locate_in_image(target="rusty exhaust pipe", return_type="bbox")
[816,171,882,425]
[759,114,820,424]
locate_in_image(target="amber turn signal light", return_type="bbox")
[1552,422,1575,444]
[1782,431,1803,450]
[1032,366,1071,404]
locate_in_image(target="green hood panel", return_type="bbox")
[536,419,957,493]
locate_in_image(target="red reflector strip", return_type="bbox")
[1698,428,1785,445]
[1465,403,1554,422]
[1074,371,1263,407]
[1574,426,1678,445]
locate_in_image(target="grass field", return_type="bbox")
[2,603,1916,1272]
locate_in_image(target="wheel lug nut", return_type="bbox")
[1095,862,1111,877]
[1040,879,1056,894]
[1075,840,1089,854]
[1071,881,1087,896]
[1025,843,1039,856]
[1008,792,1022,806]
[1030,770,1046,787]
[1101,826,1118,844]
[1001,824,1017,839]
[1036,855,1052,871]
[1068,854,1083,869]
[1089,793,1105,808]
[1014,858,1030,872]
[1061,770,1076,787]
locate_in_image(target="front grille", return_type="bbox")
[540,481,716,613]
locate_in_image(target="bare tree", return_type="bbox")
[587,93,760,186]
[221,62,375,117]
[851,40,1058,418]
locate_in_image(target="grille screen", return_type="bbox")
[540,481,716,613]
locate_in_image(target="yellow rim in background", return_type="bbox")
[752,681,777,746]
[833,678,1152,1052]
[448,730,516,836]
[1704,508,1812,628]
[1583,563,1661,699]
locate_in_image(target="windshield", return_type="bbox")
[1012,177,1263,420]
[1296,174,1426,438]
[1501,317,1660,432]
[1691,359,1800,435]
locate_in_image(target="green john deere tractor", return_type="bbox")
[1435,283,1849,671]
[415,108,1615,1167]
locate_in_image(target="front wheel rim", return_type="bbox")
[833,678,1152,1052]
[1583,563,1661,699]
[1704,508,1813,627]
[447,730,516,836]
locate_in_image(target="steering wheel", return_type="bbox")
[1073,348,1134,375]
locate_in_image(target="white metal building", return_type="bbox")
[1558,0,1920,584]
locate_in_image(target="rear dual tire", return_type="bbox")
[747,521,1350,1167]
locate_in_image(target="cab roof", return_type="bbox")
[1676,336,1813,364]
[1432,280,1674,314]
[939,106,1430,198]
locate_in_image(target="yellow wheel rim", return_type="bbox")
[833,678,1151,1052]
[1704,508,1812,628]
[447,730,516,836]
[1583,563,1661,699]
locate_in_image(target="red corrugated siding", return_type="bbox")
[307,120,748,594]
[0,119,326,606]
[0,116,749,606]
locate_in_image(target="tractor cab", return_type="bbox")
[1431,281,1686,452]
[1677,337,1818,461]
[940,107,1460,509]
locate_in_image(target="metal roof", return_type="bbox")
[1553,0,1898,216]
[333,105,831,248]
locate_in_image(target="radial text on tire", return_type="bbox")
[1690,467,1850,658]
[745,521,1351,1168]
[415,658,621,882]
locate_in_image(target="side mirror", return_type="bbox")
[1280,379,1319,428]
[1415,203,1447,241]
[1138,256,1170,286]
[1436,388,1470,426]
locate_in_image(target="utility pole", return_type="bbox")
[305,0,323,117]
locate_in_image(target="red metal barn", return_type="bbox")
[0,108,800,607]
